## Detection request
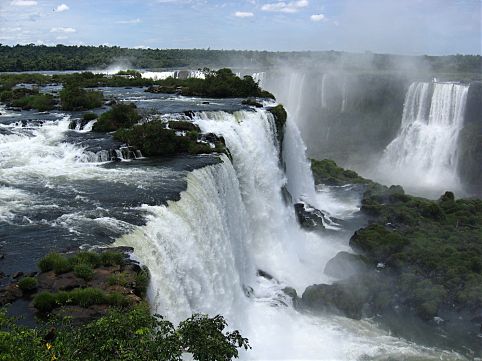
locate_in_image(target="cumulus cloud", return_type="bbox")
[54,4,69,12]
[261,0,308,13]
[10,0,37,6]
[115,18,142,24]
[310,13,325,22]
[50,27,76,33]
[234,11,254,18]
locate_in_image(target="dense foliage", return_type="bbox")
[0,88,55,111]
[92,103,141,132]
[60,85,103,110]
[310,159,482,321]
[0,305,250,361]
[114,121,220,156]
[352,186,482,319]
[147,68,274,99]
[311,159,371,186]
[0,45,480,77]
[38,251,125,274]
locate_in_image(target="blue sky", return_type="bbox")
[0,0,480,55]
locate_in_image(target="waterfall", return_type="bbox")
[380,82,469,195]
[113,108,460,359]
[321,74,329,109]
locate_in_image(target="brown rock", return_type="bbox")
[0,284,23,305]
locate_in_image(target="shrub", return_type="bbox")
[11,94,55,111]
[38,253,72,274]
[108,272,130,287]
[33,292,57,313]
[106,292,131,307]
[100,251,124,266]
[83,112,98,121]
[73,263,95,281]
[17,277,38,292]
[69,288,107,307]
[134,266,150,297]
[92,103,140,132]
[60,85,103,110]
[71,251,101,268]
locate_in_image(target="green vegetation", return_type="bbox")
[0,45,480,78]
[60,85,103,110]
[37,251,124,274]
[306,159,482,322]
[17,277,38,292]
[311,159,372,186]
[92,103,140,132]
[0,88,55,111]
[33,288,130,313]
[73,264,95,281]
[268,105,287,143]
[147,68,274,99]
[0,305,250,361]
[82,112,98,121]
[114,120,222,156]
[10,93,55,111]
[351,186,482,319]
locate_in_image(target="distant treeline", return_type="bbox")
[0,44,481,74]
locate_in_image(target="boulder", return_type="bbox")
[324,251,368,279]
[0,284,22,305]
[294,203,326,231]
[301,281,369,320]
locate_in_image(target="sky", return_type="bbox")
[0,0,480,55]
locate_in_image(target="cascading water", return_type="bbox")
[115,109,461,360]
[379,82,469,196]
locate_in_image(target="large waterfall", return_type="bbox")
[115,109,457,360]
[379,82,469,196]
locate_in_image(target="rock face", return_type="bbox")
[301,281,369,320]
[324,251,368,279]
[294,203,326,231]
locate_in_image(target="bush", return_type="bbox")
[11,93,55,111]
[60,85,103,110]
[71,251,101,268]
[69,288,107,307]
[33,292,57,313]
[73,263,95,281]
[1,305,250,361]
[83,112,98,121]
[134,267,150,297]
[108,272,130,287]
[17,277,38,292]
[38,253,72,274]
[92,103,140,132]
[100,251,124,266]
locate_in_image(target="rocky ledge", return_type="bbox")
[0,247,149,323]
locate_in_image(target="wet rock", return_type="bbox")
[257,269,274,280]
[324,251,368,279]
[294,202,326,230]
[0,254,4,260]
[0,284,23,305]
[301,281,369,320]
[12,272,24,279]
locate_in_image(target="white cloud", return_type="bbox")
[50,27,76,33]
[310,13,325,22]
[261,0,308,13]
[235,11,254,18]
[115,18,142,24]
[10,0,37,6]
[54,4,69,12]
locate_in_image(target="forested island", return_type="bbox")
[0,44,481,77]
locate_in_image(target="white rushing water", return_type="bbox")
[115,109,464,360]
[379,82,469,197]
